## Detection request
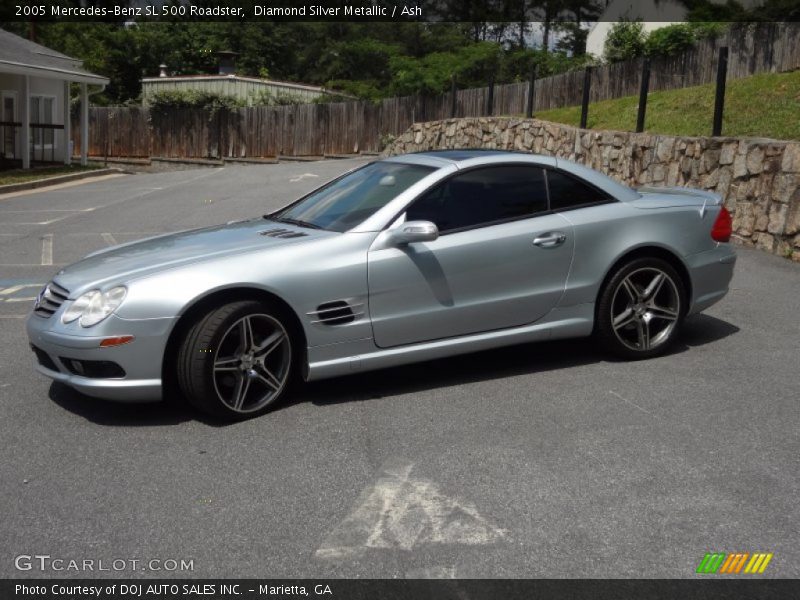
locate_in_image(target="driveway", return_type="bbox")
[1,161,798,578]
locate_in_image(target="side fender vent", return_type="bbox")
[259,228,308,239]
[308,300,364,326]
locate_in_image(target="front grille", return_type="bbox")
[308,300,364,326]
[33,281,70,318]
[259,228,308,239]
[31,345,59,372]
[60,357,126,379]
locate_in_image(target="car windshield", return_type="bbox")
[271,161,435,232]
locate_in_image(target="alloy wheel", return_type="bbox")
[610,267,681,352]
[212,313,291,413]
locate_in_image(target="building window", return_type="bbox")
[30,95,55,149]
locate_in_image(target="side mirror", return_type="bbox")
[388,220,439,245]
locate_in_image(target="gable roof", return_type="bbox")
[0,28,108,84]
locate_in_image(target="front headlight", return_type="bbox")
[61,286,127,327]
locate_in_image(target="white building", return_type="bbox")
[585,0,764,59]
[0,28,108,169]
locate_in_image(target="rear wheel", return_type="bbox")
[177,301,294,419]
[596,258,685,359]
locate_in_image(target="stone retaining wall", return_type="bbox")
[384,118,800,262]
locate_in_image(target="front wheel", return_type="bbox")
[595,258,686,360]
[177,301,294,419]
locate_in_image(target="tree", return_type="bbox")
[603,21,646,63]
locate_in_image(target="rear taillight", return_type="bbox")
[711,207,732,243]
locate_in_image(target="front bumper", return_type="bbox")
[26,313,174,402]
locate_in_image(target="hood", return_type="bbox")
[52,218,330,294]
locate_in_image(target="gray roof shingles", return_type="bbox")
[0,28,108,82]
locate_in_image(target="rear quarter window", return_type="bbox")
[546,170,613,211]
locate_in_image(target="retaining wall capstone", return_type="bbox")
[383,118,800,262]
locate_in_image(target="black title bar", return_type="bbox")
[4,579,800,600]
[2,0,800,23]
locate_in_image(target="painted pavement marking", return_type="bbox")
[40,234,53,266]
[315,458,507,560]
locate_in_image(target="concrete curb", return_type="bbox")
[0,168,125,195]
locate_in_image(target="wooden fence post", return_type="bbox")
[580,66,592,129]
[712,47,729,136]
[450,76,457,118]
[526,65,537,119]
[636,58,651,133]
[486,75,495,116]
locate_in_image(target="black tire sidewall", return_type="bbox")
[178,300,295,420]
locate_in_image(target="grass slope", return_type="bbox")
[534,70,800,141]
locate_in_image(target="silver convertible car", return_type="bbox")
[27,150,736,419]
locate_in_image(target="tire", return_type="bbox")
[177,300,295,420]
[595,257,686,360]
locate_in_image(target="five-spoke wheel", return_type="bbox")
[596,258,685,359]
[178,301,295,419]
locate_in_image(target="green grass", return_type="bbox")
[534,70,800,141]
[0,163,103,186]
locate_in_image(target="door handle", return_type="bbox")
[533,232,567,248]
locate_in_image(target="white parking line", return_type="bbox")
[289,173,319,182]
[0,208,98,212]
[101,233,118,246]
[41,234,53,266]
[5,207,99,226]
[0,285,25,295]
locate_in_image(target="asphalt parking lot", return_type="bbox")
[1,160,798,579]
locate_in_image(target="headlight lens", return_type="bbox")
[61,286,127,327]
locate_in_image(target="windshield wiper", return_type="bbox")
[264,215,325,230]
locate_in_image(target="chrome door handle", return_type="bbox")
[533,232,567,248]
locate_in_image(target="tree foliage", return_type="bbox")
[603,21,647,63]
[4,3,612,104]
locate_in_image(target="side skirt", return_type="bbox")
[305,303,594,381]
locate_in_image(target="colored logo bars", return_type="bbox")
[696,552,773,574]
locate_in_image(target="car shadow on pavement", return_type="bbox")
[48,313,739,424]
[295,313,740,409]
[47,383,195,426]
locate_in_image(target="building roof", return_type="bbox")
[0,28,109,84]
[141,74,330,94]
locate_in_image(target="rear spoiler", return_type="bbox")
[637,186,722,205]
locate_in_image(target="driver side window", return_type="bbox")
[406,165,548,233]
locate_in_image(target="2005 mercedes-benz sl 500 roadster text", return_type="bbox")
[27,151,736,419]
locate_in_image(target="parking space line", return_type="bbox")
[609,390,651,415]
[0,285,25,295]
[0,208,98,213]
[41,234,53,266]
[17,214,74,225]
[101,233,118,246]
[67,232,161,235]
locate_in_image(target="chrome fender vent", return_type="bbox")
[308,300,364,326]
[259,228,308,239]
[33,281,70,318]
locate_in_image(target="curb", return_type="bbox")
[0,168,125,195]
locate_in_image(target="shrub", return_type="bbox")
[147,90,244,120]
[604,21,646,63]
[645,24,697,57]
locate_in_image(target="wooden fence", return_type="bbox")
[72,22,800,160]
